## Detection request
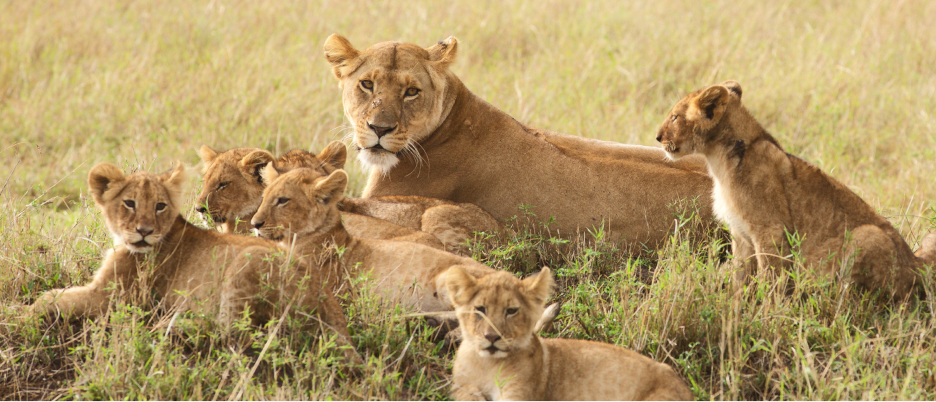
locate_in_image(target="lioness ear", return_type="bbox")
[324,34,362,80]
[443,265,477,306]
[426,36,458,67]
[317,141,348,171]
[313,169,348,204]
[198,145,219,164]
[721,80,743,100]
[522,267,554,307]
[687,85,730,130]
[260,163,280,186]
[158,162,189,210]
[88,163,127,205]
[240,150,274,182]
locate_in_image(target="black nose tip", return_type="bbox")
[253,221,264,229]
[368,123,396,138]
[655,134,663,142]
[136,227,153,237]
[484,333,501,343]
[195,205,207,214]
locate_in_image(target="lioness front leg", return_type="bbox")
[30,249,138,320]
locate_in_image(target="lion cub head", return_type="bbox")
[251,168,348,241]
[656,80,744,160]
[88,162,187,253]
[195,142,346,232]
[323,34,459,173]
[444,267,554,358]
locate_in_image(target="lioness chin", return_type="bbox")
[656,80,936,300]
[444,267,693,401]
[324,34,715,251]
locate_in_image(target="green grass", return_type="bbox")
[2,0,936,400]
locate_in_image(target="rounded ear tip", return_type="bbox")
[721,80,743,97]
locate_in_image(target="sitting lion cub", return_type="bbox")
[444,267,693,401]
[29,163,355,360]
[656,80,936,299]
[196,141,500,255]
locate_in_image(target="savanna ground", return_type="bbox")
[2,0,936,400]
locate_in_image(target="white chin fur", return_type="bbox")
[126,244,154,253]
[358,149,400,173]
[478,349,509,358]
[664,151,682,161]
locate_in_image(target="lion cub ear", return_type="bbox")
[687,85,730,131]
[317,141,347,171]
[240,150,275,181]
[198,145,219,163]
[260,163,280,186]
[443,265,478,307]
[721,80,743,99]
[324,34,362,80]
[313,169,348,204]
[522,267,554,307]
[158,162,189,210]
[88,163,127,205]
[426,36,458,67]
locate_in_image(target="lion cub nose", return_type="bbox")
[136,227,154,237]
[252,220,265,229]
[368,123,397,138]
[195,205,207,214]
[484,333,501,343]
[655,133,664,142]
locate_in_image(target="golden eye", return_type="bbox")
[475,306,486,315]
[506,308,519,316]
[155,202,168,212]
[123,200,135,209]
[276,197,290,206]
[671,115,678,122]
[405,87,420,97]
[217,181,230,191]
[360,80,374,91]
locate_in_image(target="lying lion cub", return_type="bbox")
[656,80,936,300]
[444,267,693,401]
[29,163,355,360]
[196,141,500,255]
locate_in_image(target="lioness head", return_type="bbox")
[656,80,743,160]
[88,162,188,253]
[196,142,346,232]
[444,266,553,358]
[323,34,459,173]
[251,168,348,241]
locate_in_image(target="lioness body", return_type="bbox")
[196,143,498,255]
[656,81,936,299]
[445,267,693,401]
[30,164,353,355]
[324,34,714,250]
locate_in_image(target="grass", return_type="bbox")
[2,0,936,399]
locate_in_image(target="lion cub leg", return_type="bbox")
[30,249,137,320]
[915,233,936,266]
[751,226,793,273]
[846,225,920,300]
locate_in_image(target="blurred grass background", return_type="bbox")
[2,0,935,400]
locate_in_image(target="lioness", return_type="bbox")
[29,163,355,359]
[323,34,715,250]
[196,142,499,255]
[656,80,936,299]
[444,266,693,400]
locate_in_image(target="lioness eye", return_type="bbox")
[475,306,486,315]
[123,200,135,209]
[276,197,290,206]
[217,181,230,191]
[155,202,168,212]
[506,308,519,316]
[360,80,374,91]
[405,87,420,97]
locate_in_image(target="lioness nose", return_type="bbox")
[484,333,501,343]
[368,123,396,138]
[195,205,207,214]
[252,221,265,229]
[136,227,154,237]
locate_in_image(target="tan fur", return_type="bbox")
[251,168,498,313]
[197,141,500,255]
[30,163,355,361]
[656,81,936,300]
[444,267,693,401]
[323,34,715,251]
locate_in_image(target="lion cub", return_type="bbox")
[196,141,501,255]
[656,80,936,299]
[29,163,354,359]
[444,267,693,401]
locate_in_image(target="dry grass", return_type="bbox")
[1,0,935,400]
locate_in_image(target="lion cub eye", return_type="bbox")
[155,202,168,212]
[671,115,678,122]
[404,87,420,97]
[505,308,519,316]
[275,197,290,206]
[360,80,374,91]
[475,306,486,315]
[217,182,230,191]
[123,200,136,209]
[318,197,331,205]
